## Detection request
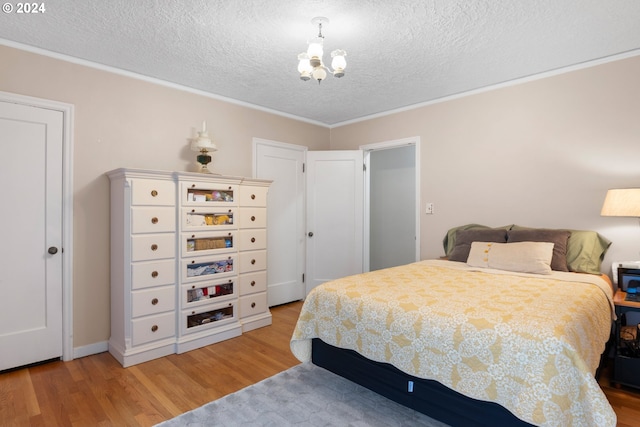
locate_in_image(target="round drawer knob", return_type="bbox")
[251,194,256,200]
[250,281,256,286]
[151,190,158,197]
[151,325,158,332]
[251,302,256,308]
[191,285,196,289]
[151,298,159,305]
[251,259,256,265]
[250,216,256,221]
[251,237,256,243]
[151,217,159,224]
[151,271,158,278]
[151,244,158,251]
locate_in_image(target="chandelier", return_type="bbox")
[297,17,347,83]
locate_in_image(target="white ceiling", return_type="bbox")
[1,1,640,126]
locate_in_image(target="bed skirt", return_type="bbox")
[311,338,535,427]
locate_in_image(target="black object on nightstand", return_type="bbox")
[613,290,640,389]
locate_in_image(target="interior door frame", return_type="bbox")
[361,136,421,272]
[0,91,74,362]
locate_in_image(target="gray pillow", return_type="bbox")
[507,229,571,272]
[449,229,508,262]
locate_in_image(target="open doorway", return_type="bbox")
[363,137,420,272]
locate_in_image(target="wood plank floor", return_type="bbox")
[1,300,640,427]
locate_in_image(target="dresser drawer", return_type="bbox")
[238,250,266,273]
[237,229,266,251]
[131,312,176,346]
[239,186,268,207]
[132,207,176,234]
[132,259,176,290]
[132,285,176,318]
[181,182,238,205]
[131,179,175,206]
[239,293,268,319]
[131,233,176,261]
[239,271,267,295]
[239,208,266,229]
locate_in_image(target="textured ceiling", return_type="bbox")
[1,0,640,126]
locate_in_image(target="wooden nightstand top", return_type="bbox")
[614,290,640,309]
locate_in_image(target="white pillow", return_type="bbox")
[467,241,555,274]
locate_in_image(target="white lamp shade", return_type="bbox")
[307,37,324,59]
[297,53,312,74]
[601,188,640,217]
[331,50,347,71]
[191,131,217,152]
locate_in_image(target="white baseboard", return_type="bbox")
[73,341,109,359]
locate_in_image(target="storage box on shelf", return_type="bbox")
[107,169,177,368]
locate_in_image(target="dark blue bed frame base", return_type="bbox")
[311,338,535,427]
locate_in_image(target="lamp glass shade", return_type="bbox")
[297,53,312,74]
[307,37,324,59]
[601,188,640,217]
[190,132,217,152]
[331,50,347,71]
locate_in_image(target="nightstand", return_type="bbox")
[612,290,640,389]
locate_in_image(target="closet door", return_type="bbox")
[0,101,64,370]
[305,150,363,294]
[254,140,306,306]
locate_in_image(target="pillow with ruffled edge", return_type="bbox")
[448,228,509,262]
[507,229,571,272]
[511,225,611,274]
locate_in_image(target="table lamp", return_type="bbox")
[190,121,217,174]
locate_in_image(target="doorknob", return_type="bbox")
[48,247,58,255]
[308,232,314,237]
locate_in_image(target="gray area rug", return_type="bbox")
[155,362,449,426]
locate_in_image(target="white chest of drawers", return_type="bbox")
[108,169,271,366]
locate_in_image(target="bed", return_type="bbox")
[290,225,616,427]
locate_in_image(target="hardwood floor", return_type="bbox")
[1,300,640,427]
[0,302,303,427]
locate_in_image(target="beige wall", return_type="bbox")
[330,55,640,272]
[3,43,640,353]
[0,45,330,349]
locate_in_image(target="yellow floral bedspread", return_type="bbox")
[290,260,616,427]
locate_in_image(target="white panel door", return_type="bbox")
[0,101,64,370]
[306,150,364,294]
[254,140,306,306]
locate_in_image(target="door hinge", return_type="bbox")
[303,163,305,173]
[302,273,305,283]
[363,163,366,171]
